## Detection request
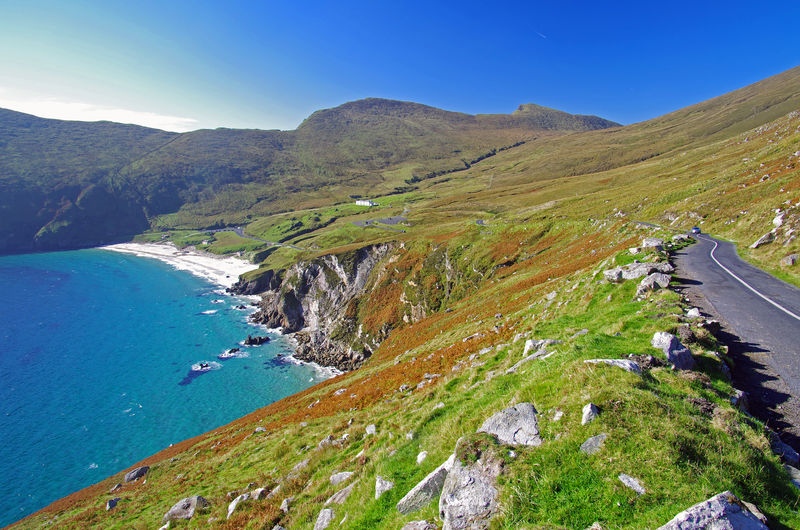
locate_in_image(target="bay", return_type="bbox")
[0,249,321,527]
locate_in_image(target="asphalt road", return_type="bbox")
[673,234,800,445]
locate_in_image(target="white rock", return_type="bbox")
[314,508,335,530]
[227,493,250,519]
[581,403,600,425]
[618,473,645,495]
[330,471,354,486]
[375,475,395,499]
[478,403,542,446]
[417,451,428,465]
[657,491,768,529]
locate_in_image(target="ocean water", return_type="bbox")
[0,249,323,527]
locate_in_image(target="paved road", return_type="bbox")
[673,234,800,445]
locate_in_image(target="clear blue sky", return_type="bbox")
[1,0,798,132]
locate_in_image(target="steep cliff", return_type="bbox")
[250,243,396,370]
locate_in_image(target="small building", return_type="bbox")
[356,199,378,207]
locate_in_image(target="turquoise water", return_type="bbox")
[0,249,321,527]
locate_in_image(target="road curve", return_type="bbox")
[673,234,800,445]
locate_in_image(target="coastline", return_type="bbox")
[101,242,259,290]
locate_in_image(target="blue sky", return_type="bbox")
[1,0,798,132]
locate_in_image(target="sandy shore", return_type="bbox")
[101,242,259,290]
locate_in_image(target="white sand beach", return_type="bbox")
[102,242,259,289]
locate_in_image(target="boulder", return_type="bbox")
[314,508,335,530]
[163,495,210,522]
[636,272,672,296]
[402,522,438,530]
[330,471,354,486]
[375,475,395,499]
[124,465,149,483]
[417,451,428,465]
[785,464,800,490]
[397,454,456,514]
[750,231,775,249]
[106,497,121,511]
[603,262,674,283]
[439,449,503,529]
[642,238,665,250]
[686,307,702,318]
[652,332,696,370]
[366,424,377,436]
[227,492,250,519]
[657,491,768,529]
[581,403,600,425]
[251,487,268,500]
[326,482,357,505]
[769,433,800,466]
[478,403,542,447]
[584,359,642,375]
[580,433,607,455]
[618,474,645,495]
[781,254,799,267]
[280,496,293,513]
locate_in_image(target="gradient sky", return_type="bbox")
[1,0,798,132]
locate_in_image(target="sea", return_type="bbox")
[0,248,324,527]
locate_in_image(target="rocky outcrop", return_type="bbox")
[657,491,768,529]
[162,495,210,523]
[124,466,149,483]
[251,243,394,370]
[478,403,542,446]
[439,449,503,529]
[604,261,674,283]
[652,331,696,370]
[397,455,456,514]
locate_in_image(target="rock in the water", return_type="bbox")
[314,508,335,530]
[227,492,250,519]
[397,455,456,514]
[326,482,357,505]
[581,403,600,425]
[584,359,642,375]
[375,475,395,499]
[402,522,438,530]
[330,471,354,486]
[652,332,696,370]
[163,495,210,522]
[618,474,645,495]
[124,465,149,483]
[478,403,542,447]
[439,445,503,529]
[636,272,672,296]
[106,497,121,511]
[580,433,607,455]
[657,491,768,529]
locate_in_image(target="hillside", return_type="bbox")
[10,66,800,529]
[0,99,616,254]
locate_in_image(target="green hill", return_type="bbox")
[8,66,800,528]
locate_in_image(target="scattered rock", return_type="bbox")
[244,334,270,346]
[326,482,357,505]
[163,495,210,522]
[657,491,768,529]
[124,466,149,483]
[642,237,665,250]
[581,403,600,425]
[375,476,395,499]
[314,508,335,530]
[280,496,293,513]
[251,487,268,500]
[439,442,503,529]
[604,262,674,283]
[227,493,250,519]
[636,272,672,296]
[366,424,377,436]
[781,254,799,267]
[730,389,750,412]
[750,231,775,249]
[417,451,428,465]
[254,426,267,433]
[478,403,542,447]
[580,433,607,455]
[584,359,642,375]
[110,483,122,493]
[686,307,702,318]
[402,522,438,530]
[618,474,645,495]
[552,410,564,422]
[769,432,800,466]
[652,332,696,370]
[785,465,800,490]
[397,454,456,514]
[330,471,354,486]
[106,497,121,511]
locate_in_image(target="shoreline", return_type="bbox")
[103,241,342,380]
[101,242,259,290]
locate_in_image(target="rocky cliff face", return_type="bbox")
[250,243,395,371]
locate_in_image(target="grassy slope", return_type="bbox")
[13,68,800,528]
